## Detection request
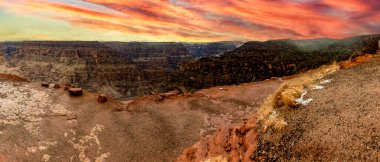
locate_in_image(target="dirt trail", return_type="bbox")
[257,55,380,161]
[0,75,282,161]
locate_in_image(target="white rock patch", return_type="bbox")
[312,85,324,90]
[42,154,51,162]
[0,82,71,134]
[25,141,58,156]
[320,79,333,85]
[67,125,110,162]
[295,91,313,106]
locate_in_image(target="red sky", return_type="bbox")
[0,0,379,41]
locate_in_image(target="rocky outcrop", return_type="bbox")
[68,88,83,96]
[177,116,258,162]
[0,41,193,98]
[171,35,380,90]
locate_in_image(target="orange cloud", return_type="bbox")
[0,0,379,41]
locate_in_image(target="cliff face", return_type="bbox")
[172,35,380,89]
[0,41,193,98]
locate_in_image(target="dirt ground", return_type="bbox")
[0,75,282,161]
[256,55,380,161]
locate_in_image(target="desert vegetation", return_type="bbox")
[258,63,340,133]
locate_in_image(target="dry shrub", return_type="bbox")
[262,111,287,132]
[281,87,301,108]
[258,63,340,132]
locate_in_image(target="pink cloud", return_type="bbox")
[0,0,379,41]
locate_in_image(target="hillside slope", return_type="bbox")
[177,54,380,161]
[257,54,380,161]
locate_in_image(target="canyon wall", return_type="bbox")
[1,35,378,98]
[0,41,193,98]
[171,35,380,89]
[0,41,240,98]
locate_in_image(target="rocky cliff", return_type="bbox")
[171,35,380,90]
[0,41,194,98]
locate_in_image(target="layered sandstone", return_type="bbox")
[0,41,192,98]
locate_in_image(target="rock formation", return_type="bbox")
[1,35,378,98]
[68,88,83,96]
[177,116,258,162]
[97,93,108,103]
[171,35,380,90]
[0,42,193,98]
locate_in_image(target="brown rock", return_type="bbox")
[68,88,83,96]
[49,84,61,88]
[41,82,49,87]
[64,85,74,90]
[97,94,108,103]
[177,117,259,162]
[53,84,61,88]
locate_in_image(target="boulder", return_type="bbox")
[41,82,49,87]
[64,85,74,90]
[68,88,83,96]
[49,84,61,88]
[97,94,108,103]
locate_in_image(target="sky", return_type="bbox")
[0,0,379,42]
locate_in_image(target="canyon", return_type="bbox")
[1,35,380,161]
[1,35,379,99]
[0,41,240,98]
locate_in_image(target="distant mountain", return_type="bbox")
[183,41,243,58]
